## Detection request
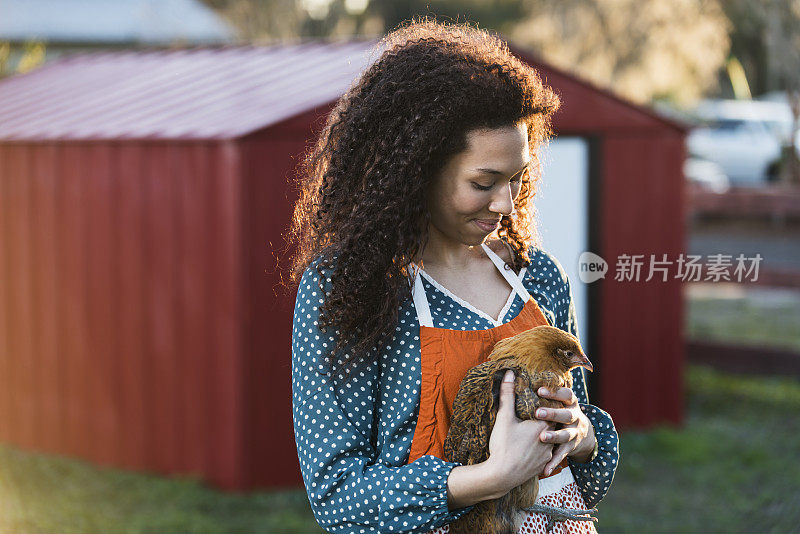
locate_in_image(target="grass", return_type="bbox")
[0,448,324,534]
[686,285,800,352]
[598,365,800,533]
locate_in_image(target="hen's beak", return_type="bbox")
[573,353,593,372]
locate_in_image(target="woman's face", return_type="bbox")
[425,122,530,247]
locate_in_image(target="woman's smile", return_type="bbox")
[473,218,500,232]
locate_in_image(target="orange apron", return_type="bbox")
[406,242,569,475]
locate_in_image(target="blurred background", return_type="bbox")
[0,0,799,532]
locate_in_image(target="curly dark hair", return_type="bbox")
[285,17,560,378]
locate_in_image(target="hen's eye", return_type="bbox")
[566,351,574,358]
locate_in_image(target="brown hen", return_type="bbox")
[443,325,597,534]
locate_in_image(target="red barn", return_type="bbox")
[0,39,686,490]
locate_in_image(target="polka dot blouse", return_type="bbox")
[291,246,619,533]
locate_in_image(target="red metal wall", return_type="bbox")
[0,140,248,489]
[596,134,687,428]
[239,110,324,489]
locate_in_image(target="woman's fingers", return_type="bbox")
[540,426,580,444]
[535,406,577,424]
[497,370,518,422]
[543,443,572,475]
[538,386,577,406]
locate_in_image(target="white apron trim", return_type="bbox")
[417,268,522,326]
[536,466,575,499]
[410,262,435,328]
[409,243,529,328]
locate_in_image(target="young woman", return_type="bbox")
[287,19,619,533]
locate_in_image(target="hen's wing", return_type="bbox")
[444,359,542,466]
[513,373,542,421]
[443,360,500,465]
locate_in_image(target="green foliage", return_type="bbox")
[0,40,46,79]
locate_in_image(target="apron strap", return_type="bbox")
[409,262,435,328]
[409,241,529,328]
[480,242,532,302]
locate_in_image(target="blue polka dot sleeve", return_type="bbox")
[291,257,474,533]
[537,250,620,510]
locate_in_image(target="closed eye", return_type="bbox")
[472,182,493,191]
[471,172,525,192]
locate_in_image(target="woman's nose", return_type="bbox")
[488,184,515,216]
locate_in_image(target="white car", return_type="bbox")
[686,99,790,186]
[683,156,730,193]
[756,91,800,145]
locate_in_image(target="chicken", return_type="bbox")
[443,325,597,534]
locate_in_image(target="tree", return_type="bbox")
[202,0,308,42]
[505,0,731,107]
[719,0,800,184]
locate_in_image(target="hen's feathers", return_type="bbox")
[444,360,567,466]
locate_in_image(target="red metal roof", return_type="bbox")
[0,37,684,142]
[0,40,380,141]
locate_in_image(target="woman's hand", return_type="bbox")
[484,370,556,497]
[447,370,555,509]
[534,386,597,476]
